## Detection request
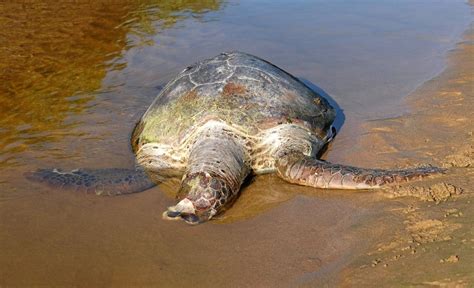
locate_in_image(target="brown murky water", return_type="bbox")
[0,1,472,286]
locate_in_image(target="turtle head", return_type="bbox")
[162,172,232,225]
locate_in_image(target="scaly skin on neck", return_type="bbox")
[163,121,251,224]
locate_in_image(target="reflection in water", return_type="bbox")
[0,1,222,167]
[122,1,222,45]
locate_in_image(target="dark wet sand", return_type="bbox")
[1,170,397,287]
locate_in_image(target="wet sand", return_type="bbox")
[0,179,388,287]
[337,14,474,287]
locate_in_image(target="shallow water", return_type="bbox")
[0,0,471,286]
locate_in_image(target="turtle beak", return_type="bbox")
[162,198,208,225]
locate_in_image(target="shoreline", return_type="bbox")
[338,5,473,286]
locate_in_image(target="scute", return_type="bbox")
[190,61,234,84]
[133,52,335,150]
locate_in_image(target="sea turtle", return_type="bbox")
[26,52,443,224]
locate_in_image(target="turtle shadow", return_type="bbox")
[299,78,345,133]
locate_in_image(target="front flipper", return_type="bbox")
[25,167,155,195]
[276,152,445,189]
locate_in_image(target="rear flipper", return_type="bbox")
[25,167,155,195]
[276,152,445,189]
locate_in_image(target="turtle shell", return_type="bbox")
[132,52,335,150]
